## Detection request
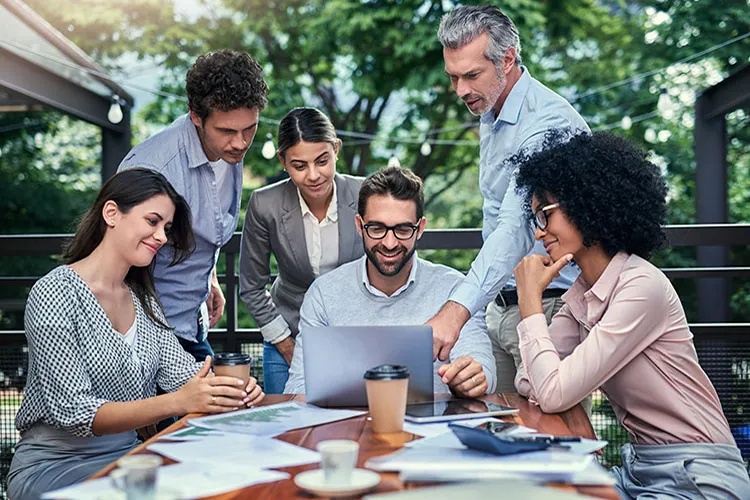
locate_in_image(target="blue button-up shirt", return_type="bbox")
[449,67,590,316]
[118,114,242,341]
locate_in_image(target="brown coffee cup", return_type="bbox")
[364,364,410,434]
[212,352,252,385]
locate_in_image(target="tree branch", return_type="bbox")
[424,159,473,209]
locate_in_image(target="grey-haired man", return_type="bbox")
[427,5,590,393]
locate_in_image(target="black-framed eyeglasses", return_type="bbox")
[533,203,560,230]
[361,220,421,240]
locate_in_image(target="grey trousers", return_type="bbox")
[7,423,139,500]
[611,442,750,499]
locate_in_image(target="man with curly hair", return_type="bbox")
[431,5,589,393]
[118,50,268,361]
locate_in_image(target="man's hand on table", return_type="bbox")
[426,301,470,361]
[437,355,488,398]
[174,356,264,414]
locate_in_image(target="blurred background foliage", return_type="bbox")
[1,0,749,334]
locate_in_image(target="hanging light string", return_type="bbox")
[571,31,750,102]
[1,29,747,143]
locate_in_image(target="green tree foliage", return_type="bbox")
[1,0,749,472]
[3,0,747,320]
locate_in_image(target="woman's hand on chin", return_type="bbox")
[514,253,573,296]
[515,254,572,319]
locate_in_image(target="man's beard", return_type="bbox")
[364,242,416,277]
[465,73,507,116]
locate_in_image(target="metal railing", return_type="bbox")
[3,224,750,341]
[1,223,750,483]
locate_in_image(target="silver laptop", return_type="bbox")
[303,325,434,407]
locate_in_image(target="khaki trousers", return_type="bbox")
[486,297,593,415]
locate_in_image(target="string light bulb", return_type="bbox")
[387,155,401,168]
[261,134,276,159]
[420,141,432,156]
[621,116,633,130]
[107,95,123,124]
[657,88,675,119]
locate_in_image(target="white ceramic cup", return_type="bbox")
[110,455,163,500]
[316,439,359,485]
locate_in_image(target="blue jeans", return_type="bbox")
[263,341,290,394]
[178,336,215,363]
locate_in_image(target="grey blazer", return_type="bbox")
[239,174,364,340]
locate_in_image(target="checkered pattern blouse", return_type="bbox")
[16,266,200,438]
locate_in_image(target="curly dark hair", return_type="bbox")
[514,130,668,258]
[186,50,269,121]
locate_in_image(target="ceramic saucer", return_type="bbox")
[294,468,381,498]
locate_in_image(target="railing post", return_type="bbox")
[224,252,238,353]
[694,95,729,323]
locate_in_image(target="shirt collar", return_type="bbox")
[562,252,630,326]
[182,114,212,170]
[480,66,532,129]
[297,181,338,222]
[361,253,419,298]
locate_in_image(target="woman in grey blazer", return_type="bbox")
[239,108,364,393]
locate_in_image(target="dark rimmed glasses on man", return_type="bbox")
[533,203,560,231]
[361,221,420,240]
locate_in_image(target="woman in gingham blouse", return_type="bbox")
[8,169,264,499]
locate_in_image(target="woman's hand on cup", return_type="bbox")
[243,376,265,407]
[176,356,247,414]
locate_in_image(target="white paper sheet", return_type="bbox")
[41,462,289,500]
[187,401,366,436]
[366,446,594,477]
[406,429,606,456]
[397,451,615,486]
[403,418,536,438]
[148,433,321,469]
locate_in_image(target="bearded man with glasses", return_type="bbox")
[283,167,496,397]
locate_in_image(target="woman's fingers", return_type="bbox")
[208,375,246,388]
[244,385,265,407]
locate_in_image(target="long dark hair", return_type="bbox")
[63,168,195,329]
[276,107,339,159]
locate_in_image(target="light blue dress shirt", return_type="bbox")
[118,114,242,341]
[449,67,590,316]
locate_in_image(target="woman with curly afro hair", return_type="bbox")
[512,131,749,499]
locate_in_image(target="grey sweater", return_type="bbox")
[284,256,497,394]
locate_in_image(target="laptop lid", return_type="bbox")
[303,325,434,407]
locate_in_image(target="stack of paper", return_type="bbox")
[403,417,535,438]
[366,446,596,484]
[148,433,321,469]
[43,402,368,499]
[42,462,289,500]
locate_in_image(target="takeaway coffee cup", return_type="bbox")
[212,352,252,385]
[364,364,410,434]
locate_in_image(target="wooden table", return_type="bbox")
[92,394,619,499]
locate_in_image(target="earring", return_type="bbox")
[108,220,115,227]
